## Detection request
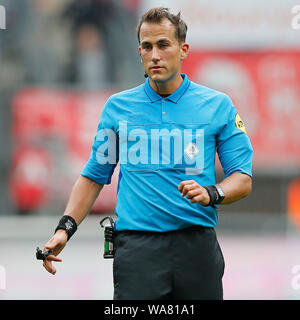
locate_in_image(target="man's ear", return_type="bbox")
[139,47,143,63]
[180,42,189,61]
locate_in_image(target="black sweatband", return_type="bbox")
[203,185,224,208]
[55,215,77,241]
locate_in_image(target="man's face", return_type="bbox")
[139,19,188,83]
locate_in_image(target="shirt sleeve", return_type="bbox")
[216,98,253,178]
[80,97,119,184]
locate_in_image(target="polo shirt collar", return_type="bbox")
[144,73,190,103]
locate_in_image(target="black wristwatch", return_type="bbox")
[215,184,225,203]
[203,184,225,208]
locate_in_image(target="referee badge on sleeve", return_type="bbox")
[235,113,247,134]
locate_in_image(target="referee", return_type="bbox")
[41,7,253,300]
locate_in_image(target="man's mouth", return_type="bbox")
[151,66,164,70]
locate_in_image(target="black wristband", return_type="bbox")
[203,185,225,208]
[55,215,77,241]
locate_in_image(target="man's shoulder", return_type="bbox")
[108,83,145,102]
[188,81,231,104]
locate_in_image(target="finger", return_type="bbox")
[44,246,61,257]
[190,195,204,203]
[44,237,59,250]
[181,183,198,197]
[44,245,55,251]
[178,180,195,192]
[186,188,201,199]
[46,254,62,262]
[43,259,56,275]
[190,194,210,206]
[44,239,65,256]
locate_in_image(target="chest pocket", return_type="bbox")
[170,127,205,175]
[119,123,207,174]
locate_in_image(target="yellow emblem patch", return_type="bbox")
[235,113,247,134]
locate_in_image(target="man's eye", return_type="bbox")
[159,43,168,48]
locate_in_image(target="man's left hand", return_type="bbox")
[178,180,210,206]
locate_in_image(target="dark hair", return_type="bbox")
[137,7,187,43]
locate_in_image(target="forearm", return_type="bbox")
[218,172,252,205]
[63,175,104,225]
[43,176,103,274]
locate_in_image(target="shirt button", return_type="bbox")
[162,111,166,115]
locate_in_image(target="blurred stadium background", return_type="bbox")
[0,0,300,300]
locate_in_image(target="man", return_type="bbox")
[42,7,253,300]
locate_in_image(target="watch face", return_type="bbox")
[215,185,225,199]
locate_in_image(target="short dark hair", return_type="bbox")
[137,7,188,44]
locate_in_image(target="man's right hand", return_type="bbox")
[42,229,68,275]
[40,176,104,275]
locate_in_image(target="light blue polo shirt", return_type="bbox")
[81,74,253,232]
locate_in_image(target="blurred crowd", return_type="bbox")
[0,0,144,90]
[0,0,145,214]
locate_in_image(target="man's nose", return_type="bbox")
[151,47,160,62]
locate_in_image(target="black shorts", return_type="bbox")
[113,225,225,300]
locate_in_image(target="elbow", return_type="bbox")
[244,175,252,197]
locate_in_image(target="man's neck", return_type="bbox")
[149,72,183,95]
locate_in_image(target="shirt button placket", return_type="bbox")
[162,99,167,121]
